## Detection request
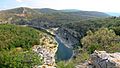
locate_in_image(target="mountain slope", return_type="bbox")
[34,8,58,13]
[0,7,42,22]
[1,7,40,14]
[0,7,110,28]
[106,12,120,17]
[35,8,109,17]
[64,11,109,17]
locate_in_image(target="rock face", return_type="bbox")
[55,27,80,48]
[33,34,58,68]
[89,50,120,68]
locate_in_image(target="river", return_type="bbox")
[31,26,73,60]
[55,36,73,60]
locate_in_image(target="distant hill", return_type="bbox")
[34,8,109,17]
[106,12,120,17]
[1,7,40,14]
[0,7,110,27]
[62,11,109,18]
[34,8,58,13]
[60,9,80,12]
[0,7,41,17]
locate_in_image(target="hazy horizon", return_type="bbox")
[1,0,120,13]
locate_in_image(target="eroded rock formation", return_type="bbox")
[33,34,58,68]
[55,27,80,48]
[89,50,120,68]
[76,51,120,68]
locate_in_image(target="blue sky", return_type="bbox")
[0,0,120,13]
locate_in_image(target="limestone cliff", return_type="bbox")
[55,27,80,48]
[32,33,58,68]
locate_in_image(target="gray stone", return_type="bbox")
[32,34,58,68]
[89,50,120,68]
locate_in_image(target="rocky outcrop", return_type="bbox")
[89,50,120,68]
[33,34,58,68]
[75,51,120,68]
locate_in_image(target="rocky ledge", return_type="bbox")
[90,50,120,68]
[32,34,58,68]
[76,50,120,68]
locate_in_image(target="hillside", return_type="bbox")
[0,7,41,21]
[0,7,109,28]
[0,24,41,50]
[0,24,59,68]
[34,8,58,13]
[35,8,109,17]
[0,24,43,67]
[63,11,109,17]
[106,12,120,16]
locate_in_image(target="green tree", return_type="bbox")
[81,28,120,53]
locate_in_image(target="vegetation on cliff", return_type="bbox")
[0,24,44,68]
[81,28,120,53]
[0,24,40,50]
[0,49,42,68]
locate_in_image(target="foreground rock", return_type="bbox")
[89,50,120,68]
[76,51,120,68]
[33,34,58,68]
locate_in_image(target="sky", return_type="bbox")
[0,0,120,13]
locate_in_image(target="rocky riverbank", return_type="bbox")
[40,27,75,60]
[31,26,75,60]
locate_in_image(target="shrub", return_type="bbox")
[57,61,74,68]
[0,49,42,68]
[81,28,120,53]
[0,24,40,50]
